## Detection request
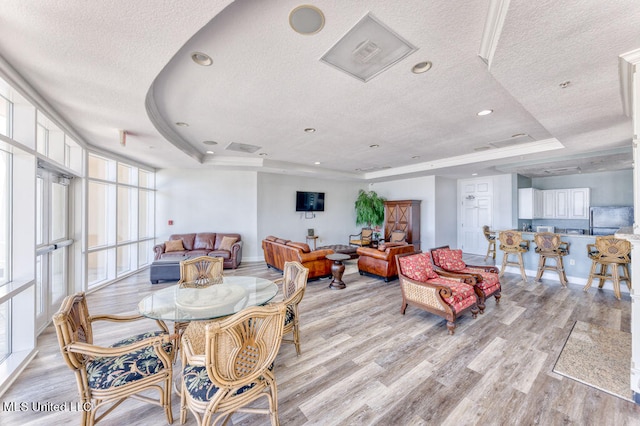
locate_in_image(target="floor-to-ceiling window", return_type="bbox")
[0,149,10,364]
[87,153,155,288]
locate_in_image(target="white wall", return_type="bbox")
[532,169,633,206]
[256,173,365,249]
[434,176,458,247]
[155,169,260,260]
[371,175,458,250]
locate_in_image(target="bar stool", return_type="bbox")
[583,236,631,300]
[533,232,570,287]
[498,230,530,282]
[483,225,497,261]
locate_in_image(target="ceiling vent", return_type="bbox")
[488,134,533,149]
[356,165,391,172]
[225,142,262,154]
[320,13,417,82]
[544,166,581,174]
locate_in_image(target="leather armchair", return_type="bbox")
[357,242,416,281]
[262,236,334,279]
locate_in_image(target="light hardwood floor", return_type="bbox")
[2,256,640,425]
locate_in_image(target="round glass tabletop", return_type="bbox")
[138,276,279,321]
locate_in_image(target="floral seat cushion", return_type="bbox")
[467,267,501,295]
[284,306,295,326]
[433,249,466,272]
[398,253,439,282]
[426,277,476,312]
[183,364,271,402]
[87,331,172,390]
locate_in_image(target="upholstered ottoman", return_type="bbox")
[317,244,359,259]
[150,257,186,284]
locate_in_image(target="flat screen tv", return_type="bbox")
[296,191,325,212]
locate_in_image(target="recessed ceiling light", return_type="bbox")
[314,161,321,165]
[472,173,478,176]
[191,52,212,66]
[511,133,526,138]
[304,128,316,133]
[559,81,571,88]
[175,122,189,127]
[205,150,214,154]
[369,144,380,148]
[289,5,325,35]
[203,140,218,146]
[412,61,432,74]
[477,109,493,116]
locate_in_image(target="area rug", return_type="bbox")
[553,321,632,401]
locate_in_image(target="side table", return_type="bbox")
[306,235,318,250]
[326,253,350,290]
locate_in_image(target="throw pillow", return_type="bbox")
[165,239,185,252]
[398,253,438,281]
[437,249,466,272]
[218,236,238,251]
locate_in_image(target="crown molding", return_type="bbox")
[620,48,640,118]
[478,0,511,69]
[365,138,564,180]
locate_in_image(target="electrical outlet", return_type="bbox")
[569,259,575,265]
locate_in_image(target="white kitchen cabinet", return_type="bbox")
[539,187,590,219]
[569,188,590,219]
[542,190,556,218]
[518,188,543,219]
[554,189,569,218]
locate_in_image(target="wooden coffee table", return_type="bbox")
[326,253,351,290]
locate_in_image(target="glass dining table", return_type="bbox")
[138,276,279,322]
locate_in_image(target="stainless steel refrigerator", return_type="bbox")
[589,206,634,235]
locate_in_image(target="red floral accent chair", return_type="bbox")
[430,246,501,314]
[395,251,479,335]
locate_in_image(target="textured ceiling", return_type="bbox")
[0,0,639,180]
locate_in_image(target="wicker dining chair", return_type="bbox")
[482,225,497,260]
[53,292,175,426]
[178,255,224,287]
[583,236,631,300]
[180,303,287,425]
[534,232,570,286]
[498,230,530,282]
[274,261,309,355]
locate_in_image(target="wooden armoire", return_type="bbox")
[384,200,421,250]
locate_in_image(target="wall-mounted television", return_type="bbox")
[296,191,325,212]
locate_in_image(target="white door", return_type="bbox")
[459,179,493,255]
[35,170,72,333]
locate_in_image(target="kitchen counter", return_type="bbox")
[496,231,596,286]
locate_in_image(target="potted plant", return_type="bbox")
[354,189,386,230]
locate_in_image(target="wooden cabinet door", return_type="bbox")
[384,200,420,250]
